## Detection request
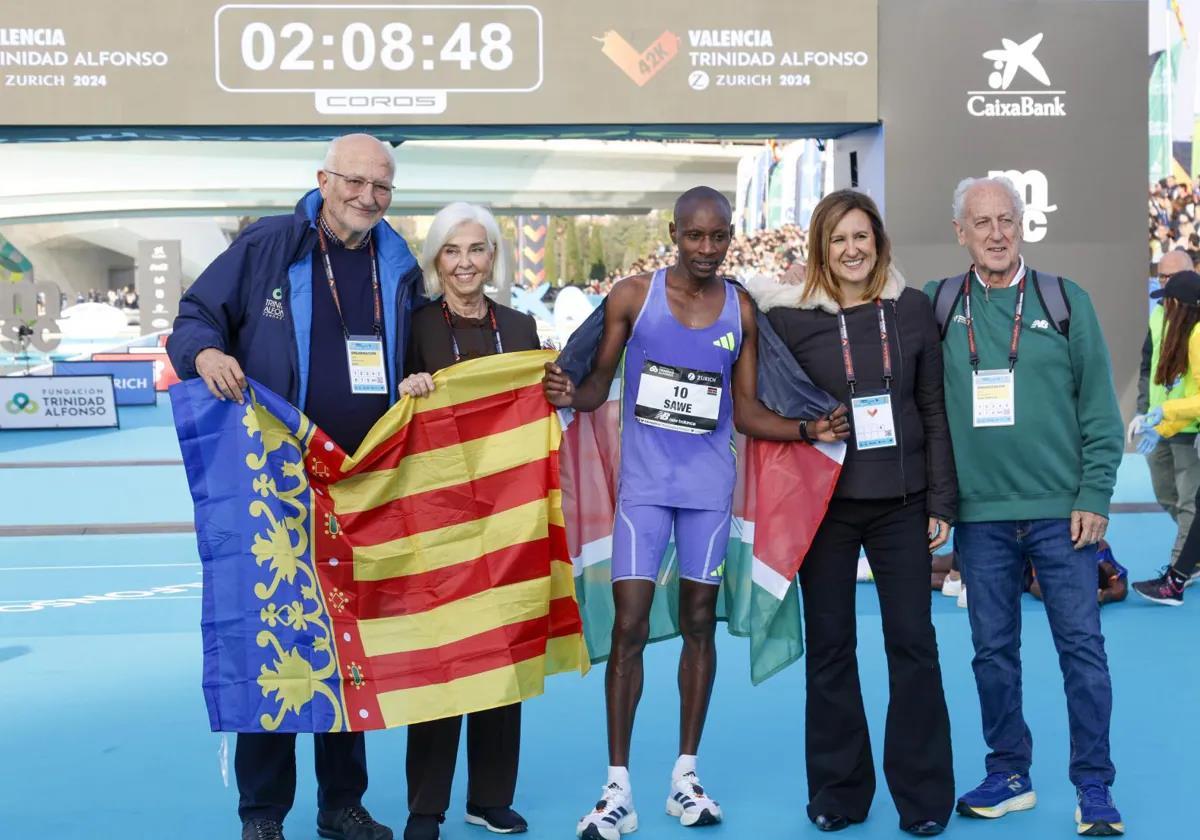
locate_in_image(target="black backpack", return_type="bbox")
[932,270,1071,340]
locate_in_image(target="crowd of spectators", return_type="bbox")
[70,286,140,309]
[592,223,808,292]
[1150,177,1200,265]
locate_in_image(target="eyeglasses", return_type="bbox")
[324,170,395,198]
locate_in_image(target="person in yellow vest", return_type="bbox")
[1134,250,1200,580]
[1133,269,1200,604]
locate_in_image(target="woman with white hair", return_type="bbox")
[397,202,537,840]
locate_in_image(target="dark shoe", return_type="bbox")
[814,814,851,832]
[242,819,285,840]
[403,814,443,840]
[904,820,945,836]
[1132,567,1186,606]
[465,803,528,834]
[1075,782,1124,836]
[317,805,394,840]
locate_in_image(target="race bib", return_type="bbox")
[851,392,897,450]
[973,369,1015,427]
[346,335,387,395]
[634,360,722,434]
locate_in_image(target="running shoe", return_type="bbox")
[957,585,968,609]
[956,772,1036,819]
[577,783,637,840]
[1132,568,1185,606]
[1074,782,1124,836]
[941,574,963,598]
[665,771,722,827]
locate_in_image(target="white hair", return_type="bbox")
[322,134,395,172]
[420,202,508,298]
[952,176,1025,223]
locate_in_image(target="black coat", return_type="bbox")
[765,285,957,522]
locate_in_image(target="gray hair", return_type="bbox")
[952,176,1025,223]
[322,134,396,172]
[420,202,508,298]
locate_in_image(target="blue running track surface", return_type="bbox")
[1,397,1194,838]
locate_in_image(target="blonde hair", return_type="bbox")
[420,202,507,298]
[803,189,892,307]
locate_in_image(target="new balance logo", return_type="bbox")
[713,332,735,351]
[1030,319,1050,330]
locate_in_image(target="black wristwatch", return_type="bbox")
[798,419,813,444]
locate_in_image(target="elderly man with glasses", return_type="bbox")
[168,133,423,840]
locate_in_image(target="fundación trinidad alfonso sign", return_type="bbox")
[0,0,878,125]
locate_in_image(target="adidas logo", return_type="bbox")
[713,331,735,351]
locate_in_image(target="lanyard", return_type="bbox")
[441,299,503,362]
[316,222,382,340]
[962,268,1026,373]
[836,300,892,396]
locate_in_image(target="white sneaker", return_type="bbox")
[957,585,968,609]
[941,575,963,598]
[577,782,638,840]
[665,771,723,827]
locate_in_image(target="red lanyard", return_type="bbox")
[316,221,382,340]
[962,268,1026,373]
[836,300,892,396]
[441,299,503,362]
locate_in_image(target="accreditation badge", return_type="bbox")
[345,335,387,395]
[972,369,1016,427]
[850,392,897,450]
[634,359,722,434]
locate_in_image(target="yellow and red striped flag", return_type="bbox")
[173,349,588,733]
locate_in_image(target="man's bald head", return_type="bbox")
[674,186,732,227]
[1159,249,1192,277]
[323,133,395,175]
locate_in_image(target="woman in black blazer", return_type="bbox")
[748,190,956,837]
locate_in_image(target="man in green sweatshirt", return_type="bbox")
[923,176,1125,837]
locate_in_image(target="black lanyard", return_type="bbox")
[441,299,503,362]
[316,221,382,340]
[962,267,1027,373]
[836,300,892,396]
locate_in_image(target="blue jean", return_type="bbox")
[955,519,1115,786]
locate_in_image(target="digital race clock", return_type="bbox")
[214,4,543,113]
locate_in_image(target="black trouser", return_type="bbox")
[406,704,521,817]
[236,732,368,824]
[799,497,954,828]
[1173,481,1200,577]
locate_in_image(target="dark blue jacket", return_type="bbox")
[167,189,423,408]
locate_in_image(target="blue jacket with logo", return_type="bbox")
[167,189,424,408]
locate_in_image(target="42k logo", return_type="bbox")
[597,30,680,86]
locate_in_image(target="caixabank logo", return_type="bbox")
[967,33,1065,118]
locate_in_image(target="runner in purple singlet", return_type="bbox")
[543,188,850,839]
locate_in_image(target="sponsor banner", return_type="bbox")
[53,360,156,405]
[0,0,877,125]
[0,374,118,429]
[91,352,180,392]
[135,240,182,335]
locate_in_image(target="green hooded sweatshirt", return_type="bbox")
[923,271,1123,522]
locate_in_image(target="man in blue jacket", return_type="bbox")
[168,133,423,840]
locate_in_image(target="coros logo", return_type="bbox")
[987,168,1057,243]
[5,392,38,414]
[967,33,1065,118]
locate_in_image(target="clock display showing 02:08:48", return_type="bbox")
[239,20,515,73]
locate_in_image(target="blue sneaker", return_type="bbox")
[1074,782,1123,836]
[956,772,1037,819]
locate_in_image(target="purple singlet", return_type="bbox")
[618,268,742,511]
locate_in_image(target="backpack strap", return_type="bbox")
[933,273,968,340]
[1031,270,1071,338]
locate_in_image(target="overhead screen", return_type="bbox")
[0,0,877,125]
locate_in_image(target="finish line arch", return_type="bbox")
[0,0,1146,407]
